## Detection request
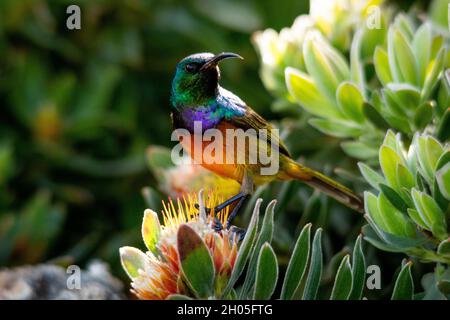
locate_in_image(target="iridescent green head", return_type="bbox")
[170,52,242,108]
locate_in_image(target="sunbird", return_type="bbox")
[170,52,364,228]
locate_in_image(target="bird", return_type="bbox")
[170,52,364,228]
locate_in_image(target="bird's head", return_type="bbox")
[171,52,242,108]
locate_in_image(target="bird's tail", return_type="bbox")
[284,160,364,213]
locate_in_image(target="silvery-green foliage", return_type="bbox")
[255,0,450,160]
[360,130,450,264]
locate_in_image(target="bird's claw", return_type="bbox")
[212,217,223,231]
[229,226,246,242]
[194,203,223,231]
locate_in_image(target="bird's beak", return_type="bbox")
[200,52,243,72]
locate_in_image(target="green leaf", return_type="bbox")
[422,48,445,101]
[336,81,365,123]
[309,118,361,138]
[365,192,388,232]
[285,68,341,118]
[330,255,353,300]
[362,102,390,131]
[349,235,366,300]
[362,224,405,253]
[412,22,432,85]
[437,72,450,116]
[391,262,414,300]
[303,33,349,102]
[383,111,412,133]
[413,102,433,130]
[396,163,415,192]
[436,162,450,200]
[384,90,407,119]
[377,192,416,238]
[382,130,403,154]
[399,187,415,209]
[393,14,414,40]
[141,209,161,254]
[280,223,311,300]
[411,189,447,240]
[415,135,444,184]
[415,172,428,192]
[358,162,385,190]
[436,107,450,141]
[365,214,426,250]
[374,47,393,86]
[302,228,323,300]
[341,141,378,160]
[379,183,408,213]
[433,154,450,209]
[350,29,366,96]
[240,200,276,299]
[385,83,421,115]
[435,150,450,173]
[431,35,444,63]
[177,224,215,298]
[407,208,429,230]
[379,145,403,191]
[221,198,261,298]
[253,243,278,300]
[119,246,147,279]
[388,27,418,85]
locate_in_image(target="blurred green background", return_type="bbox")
[0,0,310,269]
[0,0,436,296]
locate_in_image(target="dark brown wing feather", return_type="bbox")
[228,107,292,158]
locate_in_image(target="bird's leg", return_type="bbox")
[195,192,246,215]
[226,171,253,229]
[198,172,254,231]
[212,192,247,231]
[214,192,248,212]
[225,194,249,229]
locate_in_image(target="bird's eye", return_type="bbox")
[184,63,198,73]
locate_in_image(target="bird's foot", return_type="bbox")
[229,226,246,242]
[211,217,224,232]
[195,192,249,233]
[225,194,249,230]
[194,203,223,231]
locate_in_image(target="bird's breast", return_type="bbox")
[176,107,222,132]
[176,121,243,182]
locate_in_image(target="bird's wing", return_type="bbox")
[226,106,292,158]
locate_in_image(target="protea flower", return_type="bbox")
[119,191,238,300]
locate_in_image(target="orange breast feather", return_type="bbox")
[178,122,244,183]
